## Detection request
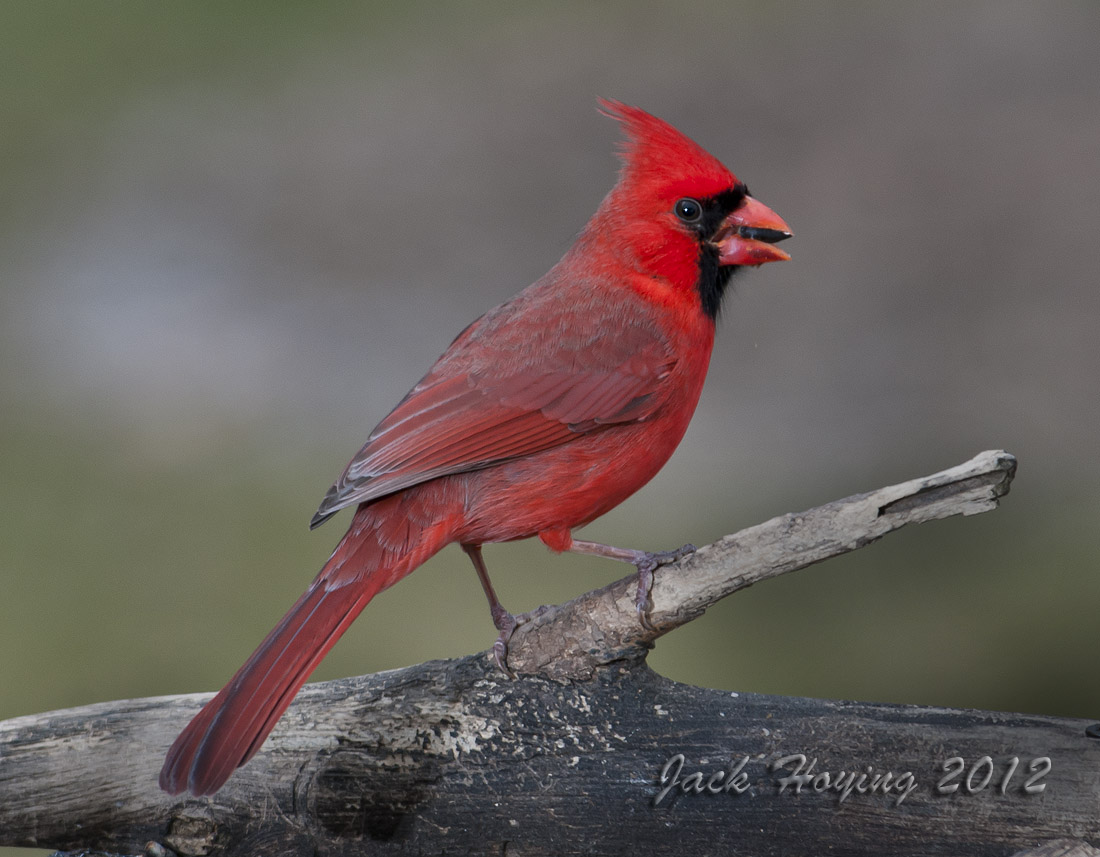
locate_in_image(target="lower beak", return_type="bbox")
[715,195,793,266]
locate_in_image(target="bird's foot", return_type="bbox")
[489,602,552,679]
[634,543,696,631]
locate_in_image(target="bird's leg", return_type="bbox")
[462,544,515,676]
[566,538,696,631]
[462,543,550,678]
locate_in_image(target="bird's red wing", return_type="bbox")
[311,309,675,526]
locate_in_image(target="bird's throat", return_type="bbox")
[696,244,738,320]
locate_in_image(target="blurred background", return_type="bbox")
[1,0,1098,841]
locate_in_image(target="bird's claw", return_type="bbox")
[491,614,518,679]
[490,604,552,679]
[634,543,696,631]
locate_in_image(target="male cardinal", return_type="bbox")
[160,100,791,796]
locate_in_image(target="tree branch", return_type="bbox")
[10,450,1093,857]
[505,448,1018,678]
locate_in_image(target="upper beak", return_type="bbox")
[715,195,793,266]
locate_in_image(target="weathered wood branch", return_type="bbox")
[505,448,1019,678]
[7,450,1095,857]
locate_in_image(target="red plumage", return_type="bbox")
[160,100,791,796]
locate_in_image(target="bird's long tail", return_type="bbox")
[159,488,460,796]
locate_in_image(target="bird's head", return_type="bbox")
[593,99,792,319]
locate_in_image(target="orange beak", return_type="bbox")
[715,195,793,266]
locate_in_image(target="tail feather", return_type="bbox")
[160,491,459,796]
[160,578,376,795]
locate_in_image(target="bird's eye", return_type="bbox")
[674,198,703,224]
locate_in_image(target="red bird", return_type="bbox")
[160,100,791,796]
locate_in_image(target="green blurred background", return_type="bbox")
[2,2,1099,850]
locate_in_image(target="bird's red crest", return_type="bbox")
[598,98,738,200]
